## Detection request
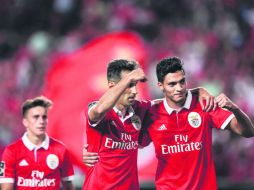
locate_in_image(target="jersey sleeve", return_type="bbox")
[0,146,15,183]
[208,107,235,130]
[60,149,74,181]
[86,101,104,128]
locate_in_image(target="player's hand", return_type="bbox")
[82,144,99,167]
[198,87,217,112]
[215,93,238,111]
[128,68,147,83]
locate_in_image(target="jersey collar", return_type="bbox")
[163,90,192,115]
[113,106,135,122]
[22,132,50,151]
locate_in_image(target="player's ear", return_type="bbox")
[157,82,164,92]
[108,81,116,88]
[22,118,28,128]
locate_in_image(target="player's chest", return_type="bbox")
[98,117,142,152]
[104,115,142,139]
[15,149,61,176]
[148,111,208,141]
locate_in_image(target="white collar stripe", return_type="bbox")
[22,132,50,151]
[113,106,135,122]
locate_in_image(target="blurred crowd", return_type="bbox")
[1,0,254,186]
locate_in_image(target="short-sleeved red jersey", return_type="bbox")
[83,100,150,190]
[145,91,234,190]
[0,133,74,190]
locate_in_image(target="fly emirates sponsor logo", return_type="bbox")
[161,134,202,154]
[17,170,56,187]
[105,133,138,150]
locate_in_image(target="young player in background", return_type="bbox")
[0,96,75,190]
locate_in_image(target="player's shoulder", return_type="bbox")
[132,99,151,109]
[49,137,67,149]
[3,139,23,154]
[151,98,163,107]
[187,92,200,110]
[6,138,23,149]
[191,92,199,101]
[135,99,151,104]
[148,99,164,112]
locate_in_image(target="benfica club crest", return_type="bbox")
[188,112,201,128]
[46,154,59,170]
[131,115,141,131]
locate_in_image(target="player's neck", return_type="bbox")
[115,104,128,117]
[27,133,46,146]
[166,98,186,111]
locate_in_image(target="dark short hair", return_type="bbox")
[22,96,52,117]
[156,57,185,83]
[107,59,138,82]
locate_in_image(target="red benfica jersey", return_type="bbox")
[0,133,74,190]
[83,100,150,190]
[146,91,234,190]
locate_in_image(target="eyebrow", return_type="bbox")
[168,77,185,84]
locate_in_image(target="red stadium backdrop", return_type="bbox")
[43,31,157,184]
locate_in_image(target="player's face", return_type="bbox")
[158,70,187,108]
[22,106,48,138]
[118,71,138,107]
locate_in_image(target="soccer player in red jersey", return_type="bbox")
[0,96,75,190]
[82,59,215,190]
[83,59,151,190]
[143,57,254,190]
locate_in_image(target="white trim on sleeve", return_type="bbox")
[61,175,74,181]
[0,178,15,183]
[221,114,235,130]
[87,103,102,127]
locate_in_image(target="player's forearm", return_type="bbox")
[89,77,132,121]
[231,107,254,138]
[0,183,14,190]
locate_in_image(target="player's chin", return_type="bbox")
[36,128,46,134]
[127,99,135,105]
[174,97,185,104]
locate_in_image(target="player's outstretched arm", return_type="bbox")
[216,93,254,137]
[190,87,217,112]
[89,68,146,123]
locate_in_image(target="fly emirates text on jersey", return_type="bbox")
[105,133,138,150]
[17,170,56,187]
[161,134,202,154]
